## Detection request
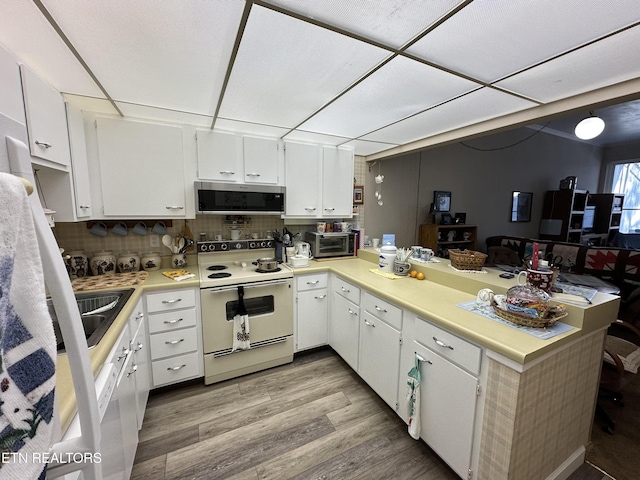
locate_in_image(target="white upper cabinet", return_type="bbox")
[243,136,278,184]
[96,117,186,217]
[196,131,279,184]
[19,64,71,169]
[196,130,241,182]
[66,102,92,219]
[284,142,354,218]
[284,141,320,217]
[322,146,354,218]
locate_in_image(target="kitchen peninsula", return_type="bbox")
[59,250,618,480]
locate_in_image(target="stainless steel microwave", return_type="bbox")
[196,182,285,215]
[305,231,356,258]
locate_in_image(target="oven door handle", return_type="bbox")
[207,279,290,293]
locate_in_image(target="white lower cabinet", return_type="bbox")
[295,273,328,351]
[413,318,481,480]
[359,292,402,410]
[329,277,360,371]
[129,302,150,430]
[145,287,203,388]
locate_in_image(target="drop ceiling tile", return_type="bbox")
[42,0,244,115]
[219,5,391,128]
[361,88,536,145]
[299,56,480,138]
[283,130,351,146]
[495,26,640,104]
[342,139,399,157]
[407,0,640,83]
[0,1,103,96]
[115,103,213,128]
[214,118,291,138]
[263,0,464,48]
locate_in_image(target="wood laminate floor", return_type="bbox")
[131,348,613,480]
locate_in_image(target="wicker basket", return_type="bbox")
[492,305,568,328]
[448,249,487,271]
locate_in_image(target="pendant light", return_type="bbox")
[574,111,605,140]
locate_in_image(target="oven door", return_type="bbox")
[201,278,293,354]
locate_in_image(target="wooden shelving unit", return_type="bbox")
[587,193,624,244]
[539,189,588,243]
[418,224,478,258]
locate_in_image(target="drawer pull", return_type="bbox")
[126,364,138,377]
[324,207,335,211]
[165,339,185,345]
[135,312,144,321]
[219,170,235,175]
[415,353,432,364]
[433,337,454,350]
[163,318,184,325]
[306,280,320,285]
[134,342,143,352]
[79,205,90,209]
[35,140,52,148]
[341,287,350,293]
[117,346,129,362]
[162,298,182,304]
[348,309,358,316]
[165,205,184,209]
[167,364,186,371]
[305,207,317,211]
[314,294,327,299]
[374,305,388,313]
[364,319,375,327]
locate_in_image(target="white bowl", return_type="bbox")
[290,255,309,267]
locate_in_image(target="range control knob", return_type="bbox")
[220,243,228,250]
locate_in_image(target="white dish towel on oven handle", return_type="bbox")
[407,355,421,440]
[232,286,250,352]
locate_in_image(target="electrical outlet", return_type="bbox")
[149,234,160,248]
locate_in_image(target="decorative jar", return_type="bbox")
[117,252,140,273]
[171,253,187,269]
[141,252,162,271]
[65,250,88,278]
[90,251,116,276]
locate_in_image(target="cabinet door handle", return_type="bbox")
[79,205,90,209]
[341,287,350,293]
[162,298,182,304]
[306,280,320,285]
[166,206,184,210]
[134,342,143,352]
[364,319,375,327]
[374,305,388,313]
[167,364,186,371]
[135,312,144,321]
[35,140,52,148]
[165,338,185,345]
[163,318,183,325]
[433,336,454,350]
[117,346,129,362]
[246,173,261,177]
[324,207,335,211]
[127,364,138,377]
[304,207,317,211]
[415,353,432,364]
[348,309,358,316]
[314,294,327,299]
[219,170,235,175]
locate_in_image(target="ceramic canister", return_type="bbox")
[141,251,162,271]
[378,245,397,273]
[65,250,88,278]
[90,251,117,276]
[117,252,140,273]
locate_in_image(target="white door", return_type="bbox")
[284,142,320,216]
[244,136,278,184]
[414,341,478,479]
[322,146,354,217]
[96,117,185,217]
[196,130,241,182]
[296,289,328,351]
[329,292,359,371]
[358,312,401,409]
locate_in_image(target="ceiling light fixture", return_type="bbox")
[574,111,605,140]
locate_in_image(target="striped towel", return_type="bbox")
[0,173,56,480]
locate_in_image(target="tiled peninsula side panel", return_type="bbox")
[478,330,605,480]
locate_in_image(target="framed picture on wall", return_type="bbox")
[433,191,451,212]
[353,185,364,204]
[511,191,532,222]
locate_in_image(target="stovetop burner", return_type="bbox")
[207,265,228,271]
[208,272,233,279]
[256,268,282,273]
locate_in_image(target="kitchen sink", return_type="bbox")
[47,288,134,352]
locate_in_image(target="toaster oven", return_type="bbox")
[305,231,356,258]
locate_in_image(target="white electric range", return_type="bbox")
[197,240,294,385]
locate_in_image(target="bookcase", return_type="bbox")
[539,189,588,243]
[587,193,624,244]
[418,224,478,258]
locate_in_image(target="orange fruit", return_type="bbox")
[416,272,425,280]
[410,270,418,278]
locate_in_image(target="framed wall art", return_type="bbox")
[511,191,532,222]
[353,185,364,205]
[433,191,451,212]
